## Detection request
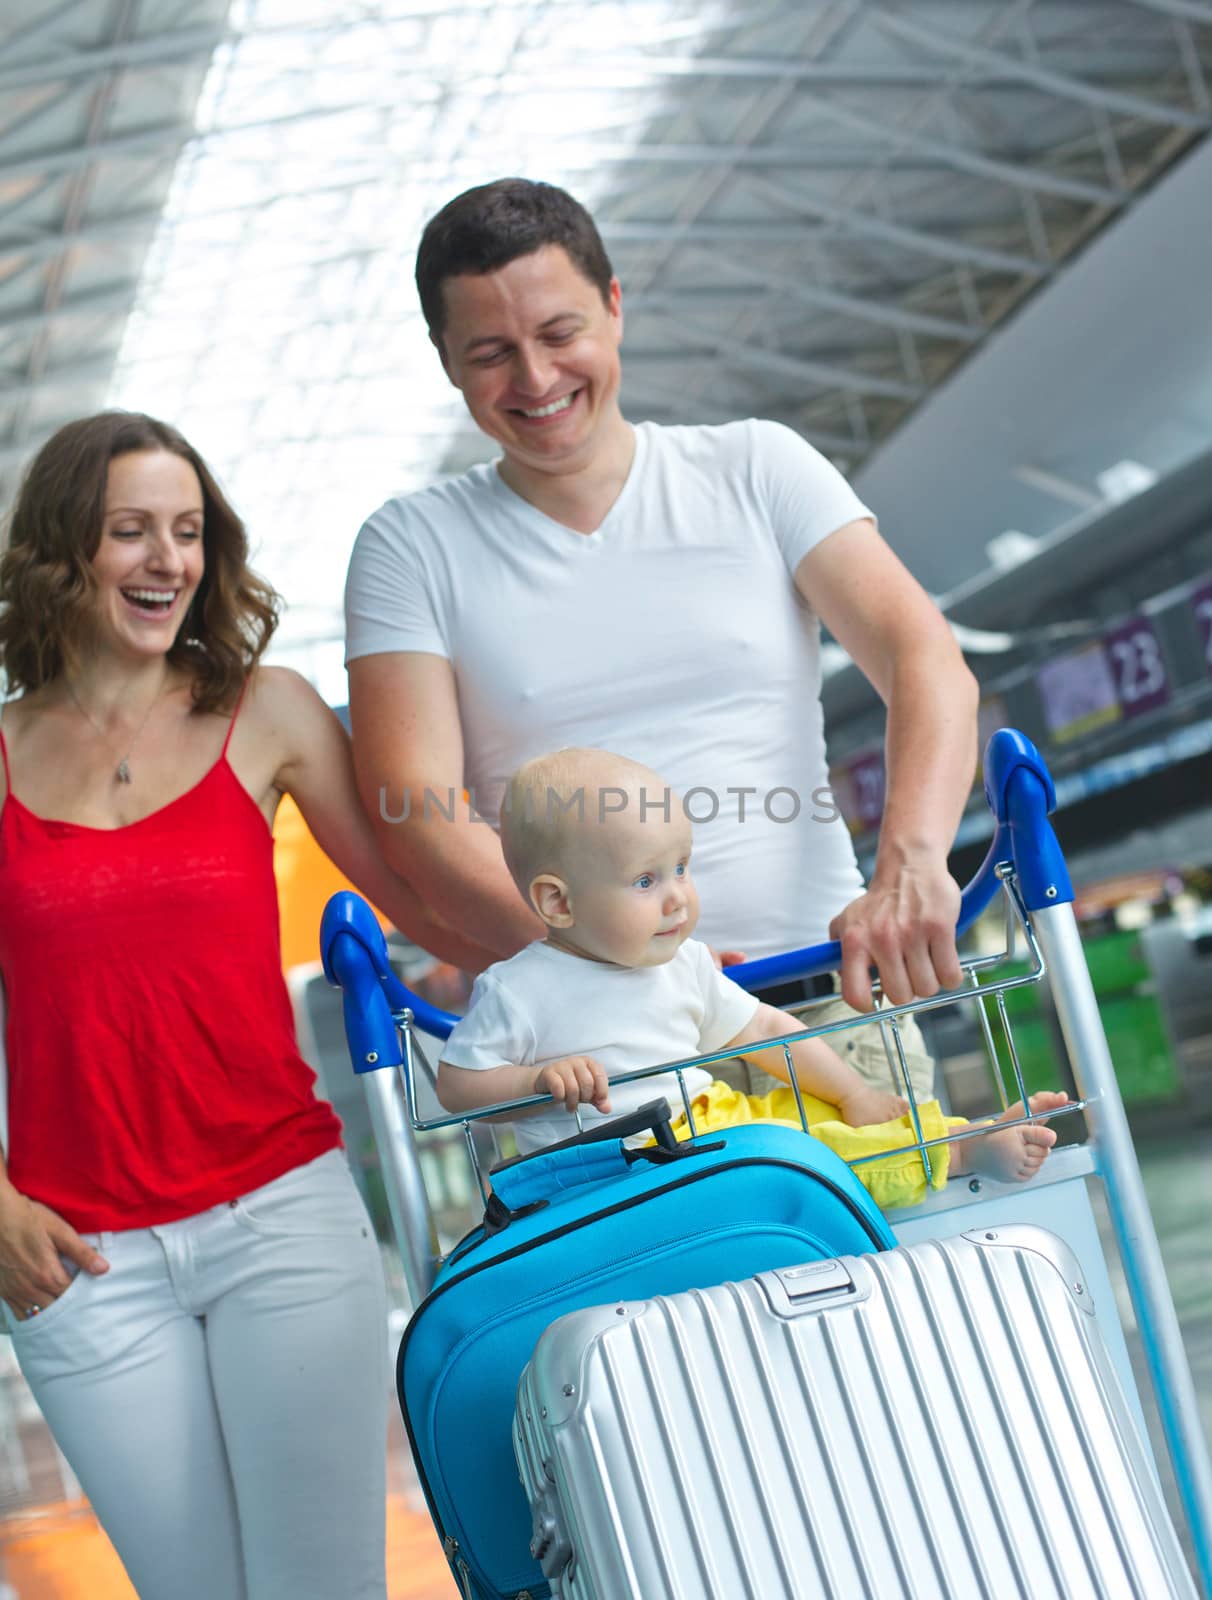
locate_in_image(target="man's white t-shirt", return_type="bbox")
[440,939,760,1153]
[345,419,870,956]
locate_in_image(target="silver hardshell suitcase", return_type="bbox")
[514,1226,1197,1599]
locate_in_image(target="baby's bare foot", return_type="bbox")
[951,1091,1068,1183]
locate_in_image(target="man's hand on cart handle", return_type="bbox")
[0,1181,109,1319]
[535,1056,613,1116]
[829,855,964,1012]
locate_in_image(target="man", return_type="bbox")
[344,179,978,1075]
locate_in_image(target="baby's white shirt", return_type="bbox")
[441,938,760,1153]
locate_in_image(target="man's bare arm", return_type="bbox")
[347,652,544,964]
[255,667,497,973]
[796,519,979,1010]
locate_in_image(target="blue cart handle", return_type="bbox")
[319,728,1073,1039]
[737,729,1072,991]
[321,894,458,1063]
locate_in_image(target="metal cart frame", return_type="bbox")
[321,729,1212,1595]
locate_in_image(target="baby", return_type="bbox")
[437,749,1065,1209]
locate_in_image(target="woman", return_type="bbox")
[0,412,494,1599]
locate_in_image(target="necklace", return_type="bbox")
[64,678,166,785]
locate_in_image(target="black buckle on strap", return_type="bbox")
[482,1191,549,1238]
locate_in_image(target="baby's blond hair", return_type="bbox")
[500,747,664,905]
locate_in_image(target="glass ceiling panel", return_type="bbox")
[108,0,728,697]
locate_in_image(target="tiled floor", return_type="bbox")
[0,1489,458,1600]
[0,1406,456,1600]
[2,1120,1209,1598]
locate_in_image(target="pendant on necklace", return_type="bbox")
[116,760,132,784]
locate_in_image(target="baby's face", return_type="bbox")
[550,802,699,968]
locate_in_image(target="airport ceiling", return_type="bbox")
[1,0,1211,686]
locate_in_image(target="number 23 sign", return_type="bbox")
[1102,615,1170,717]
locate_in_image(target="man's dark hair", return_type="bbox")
[416,178,614,344]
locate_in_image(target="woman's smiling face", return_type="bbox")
[90,450,205,661]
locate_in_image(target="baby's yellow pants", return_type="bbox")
[668,1079,968,1210]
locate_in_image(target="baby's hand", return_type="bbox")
[708,946,747,970]
[534,1056,612,1116]
[837,1085,910,1128]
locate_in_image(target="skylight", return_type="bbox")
[108,0,726,698]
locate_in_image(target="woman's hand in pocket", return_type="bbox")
[0,1182,108,1317]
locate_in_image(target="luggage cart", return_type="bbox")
[321,730,1212,1596]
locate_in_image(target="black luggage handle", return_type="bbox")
[490,1098,683,1177]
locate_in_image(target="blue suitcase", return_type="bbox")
[396,1099,896,1600]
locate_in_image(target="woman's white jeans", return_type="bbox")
[3,1149,389,1600]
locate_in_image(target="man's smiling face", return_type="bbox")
[436,244,624,480]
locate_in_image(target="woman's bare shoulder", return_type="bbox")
[241,664,327,724]
[232,667,342,786]
[0,687,51,728]
[0,691,47,807]
[0,688,57,757]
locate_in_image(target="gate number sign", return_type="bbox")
[1102,615,1170,718]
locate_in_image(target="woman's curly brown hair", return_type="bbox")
[0,412,280,713]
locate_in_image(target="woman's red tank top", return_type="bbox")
[0,705,342,1230]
